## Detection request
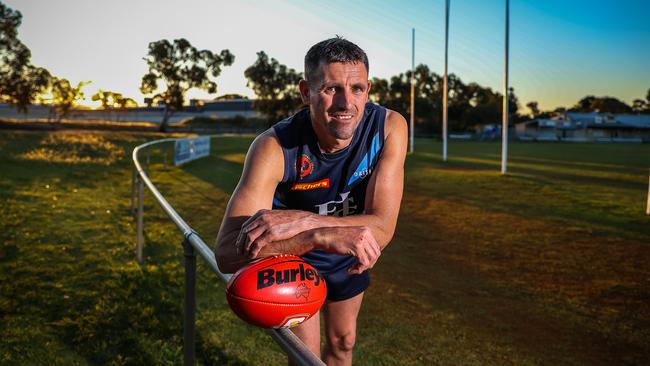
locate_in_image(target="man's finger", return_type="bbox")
[241,209,266,229]
[248,240,267,259]
[370,240,381,263]
[243,225,268,257]
[356,249,370,269]
[235,230,244,254]
[348,262,367,275]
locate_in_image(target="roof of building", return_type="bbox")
[615,114,650,128]
[517,114,650,130]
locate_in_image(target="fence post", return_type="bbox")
[130,166,136,214]
[136,174,144,264]
[183,237,197,366]
[646,169,649,215]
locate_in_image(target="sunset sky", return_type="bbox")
[6,0,650,112]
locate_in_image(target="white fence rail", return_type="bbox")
[131,136,324,366]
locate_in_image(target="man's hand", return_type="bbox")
[313,226,381,275]
[237,209,319,258]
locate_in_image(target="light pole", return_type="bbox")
[410,28,415,154]
[442,0,450,161]
[501,0,510,175]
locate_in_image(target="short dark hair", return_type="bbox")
[304,37,369,83]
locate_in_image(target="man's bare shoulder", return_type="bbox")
[242,128,284,183]
[384,108,408,138]
[247,128,283,161]
[250,128,281,152]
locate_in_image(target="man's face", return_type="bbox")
[299,61,371,142]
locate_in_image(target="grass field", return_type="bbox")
[1,130,649,365]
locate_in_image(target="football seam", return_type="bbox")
[227,293,325,306]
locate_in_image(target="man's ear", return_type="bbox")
[367,80,372,95]
[298,79,310,104]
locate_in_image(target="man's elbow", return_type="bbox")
[214,247,237,274]
[376,223,397,249]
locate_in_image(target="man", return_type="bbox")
[215,37,406,365]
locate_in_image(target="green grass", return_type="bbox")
[1,132,649,365]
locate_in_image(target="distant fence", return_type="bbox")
[131,136,324,366]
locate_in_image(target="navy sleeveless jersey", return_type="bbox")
[272,103,386,273]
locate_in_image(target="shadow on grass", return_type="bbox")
[407,152,650,240]
[411,151,646,189]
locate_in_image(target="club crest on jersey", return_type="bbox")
[291,178,330,191]
[315,191,358,216]
[298,154,313,178]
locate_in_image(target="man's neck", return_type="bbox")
[311,123,353,153]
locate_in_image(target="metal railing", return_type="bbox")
[131,137,324,366]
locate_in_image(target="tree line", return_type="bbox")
[1,1,649,133]
[242,52,650,134]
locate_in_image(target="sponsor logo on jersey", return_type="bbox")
[257,263,322,290]
[353,168,372,180]
[298,154,313,178]
[290,178,330,191]
[315,191,358,216]
[348,133,382,186]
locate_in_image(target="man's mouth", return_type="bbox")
[329,113,354,122]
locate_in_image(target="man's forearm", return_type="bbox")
[216,215,316,273]
[301,211,395,249]
[215,226,252,273]
[261,225,382,274]
[217,209,396,273]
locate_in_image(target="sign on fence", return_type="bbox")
[174,137,210,166]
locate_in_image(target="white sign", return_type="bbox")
[174,137,210,166]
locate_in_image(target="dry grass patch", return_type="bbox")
[18,133,125,165]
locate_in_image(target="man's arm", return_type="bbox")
[214,129,288,273]
[215,128,371,273]
[240,110,408,268]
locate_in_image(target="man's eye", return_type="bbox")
[325,87,337,93]
[352,87,364,93]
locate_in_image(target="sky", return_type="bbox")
[6,0,650,113]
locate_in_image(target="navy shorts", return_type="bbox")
[301,250,370,301]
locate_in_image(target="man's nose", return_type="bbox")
[333,88,354,110]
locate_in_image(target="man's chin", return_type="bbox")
[329,125,356,140]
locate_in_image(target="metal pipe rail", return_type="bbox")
[132,137,324,366]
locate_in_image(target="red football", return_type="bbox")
[226,255,327,328]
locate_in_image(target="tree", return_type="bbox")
[216,93,248,101]
[91,89,137,121]
[590,97,632,114]
[507,87,522,123]
[457,82,502,129]
[244,51,303,125]
[46,77,88,122]
[526,101,540,118]
[570,95,632,114]
[571,95,596,112]
[0,2,51,112]
[140,38,234,131]
[92,89,118,110]
[632,99,646,114]
[91,90,136,109]
[368,77,389,105]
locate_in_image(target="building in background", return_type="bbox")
[0,98,262,124]
[515,113,650,142]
